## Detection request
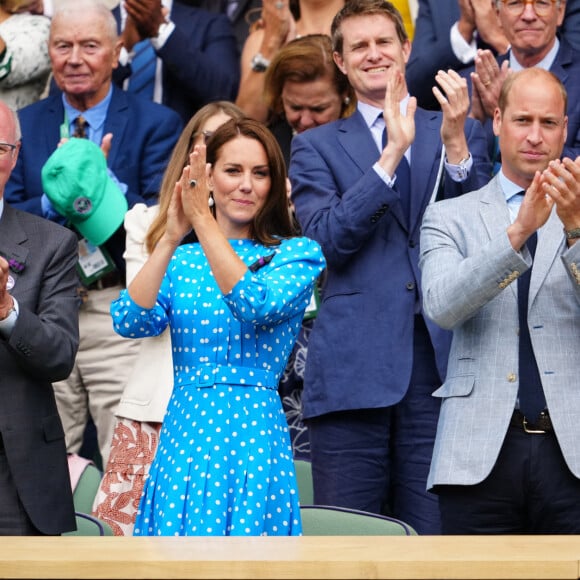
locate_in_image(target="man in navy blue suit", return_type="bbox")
[407,0,510,110]
[467,0,580,160]
[5,0,182,470]
[115,0,240,124]
[289,0,491,535]
[407,0,580,112]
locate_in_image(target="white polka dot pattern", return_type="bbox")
[110,237,325,536]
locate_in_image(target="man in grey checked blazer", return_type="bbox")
[419,67,580,534]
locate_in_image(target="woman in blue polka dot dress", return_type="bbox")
[111,118,325,536]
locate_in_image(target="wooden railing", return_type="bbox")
[1,535,579,579]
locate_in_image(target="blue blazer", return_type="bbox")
[114,3,240,124]
[5,86,182,271]
[289,108,491,419]
[407,0,580,111]
[406,0,463,110]
[462,38,580,160]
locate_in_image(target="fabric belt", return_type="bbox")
[510,409,553,434]
[177,364,277,390]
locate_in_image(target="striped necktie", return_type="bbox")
[128,39,156,100]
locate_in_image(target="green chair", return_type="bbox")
[294,459,314,505]
[64,512,114,536]
[72,462,103,514]
[300,505,417,536]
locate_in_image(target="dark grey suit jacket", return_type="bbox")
[0,202,79,534]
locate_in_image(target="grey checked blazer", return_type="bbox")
[419,176,580,489]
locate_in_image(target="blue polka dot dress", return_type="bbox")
[111,237,325,536]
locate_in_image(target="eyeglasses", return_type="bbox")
[498,0,559,16]
[0,142,16,156]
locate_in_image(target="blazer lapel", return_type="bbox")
[103,87,130,167]
[337,111,407,228]
[479,177,518,299]
[45,95,66,154]
[410,108,443,233]
[0,205,30,290]
[529,207,565,306]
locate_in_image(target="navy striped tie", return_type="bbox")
[128,39,156,100]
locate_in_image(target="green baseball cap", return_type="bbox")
[41,138,128,246]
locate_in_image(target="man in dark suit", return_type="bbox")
[465,0,580,160]
[289,0,491,535]
[115,0,240,124]
[407,0,580,112]
[406,0,510,110]
[198,0,262,54]
[5,0,182,469]
[0,100,79,535]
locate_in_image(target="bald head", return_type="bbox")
[0,100,20,199]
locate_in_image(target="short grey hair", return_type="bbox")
[51,0,119,43]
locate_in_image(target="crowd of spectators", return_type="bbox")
[1,0,580,538]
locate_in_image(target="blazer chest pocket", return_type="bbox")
[432,374,475,399]
[42,414,66,442]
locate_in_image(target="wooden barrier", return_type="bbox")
[1,535,579,580]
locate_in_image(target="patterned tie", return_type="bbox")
[72,115,89,139]
[128,39,156,100]
[517,229,547,422]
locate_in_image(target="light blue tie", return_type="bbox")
[128,39,156,100]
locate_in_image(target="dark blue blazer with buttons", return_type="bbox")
[289,107,491,419]
[5,86,182,273]
[113,2,240,124]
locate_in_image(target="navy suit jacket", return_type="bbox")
[407,0,580,111]
[406,0,462,110]
[5,86,182,273]
[0,203,79,534]
[289,108,491,419]
[114,2,240,124]
[198,0,262,54]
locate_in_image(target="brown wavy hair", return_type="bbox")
[264,34,355,119]
[206,118,296,245]
[146,101,246,254]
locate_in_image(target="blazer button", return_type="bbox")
[507,373,517,383]
[408,240,416,248]
[406,282,415,291]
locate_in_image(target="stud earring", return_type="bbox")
[208,194,215,207]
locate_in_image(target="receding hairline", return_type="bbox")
[499,69,567,116]
[50,0,118,43]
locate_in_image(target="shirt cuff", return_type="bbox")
[151,19,175,50]
[373,162,396,188]
[119,46,130,67]
[0,296,18,339]
[445,152,473,182]
[450,21,477,64]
